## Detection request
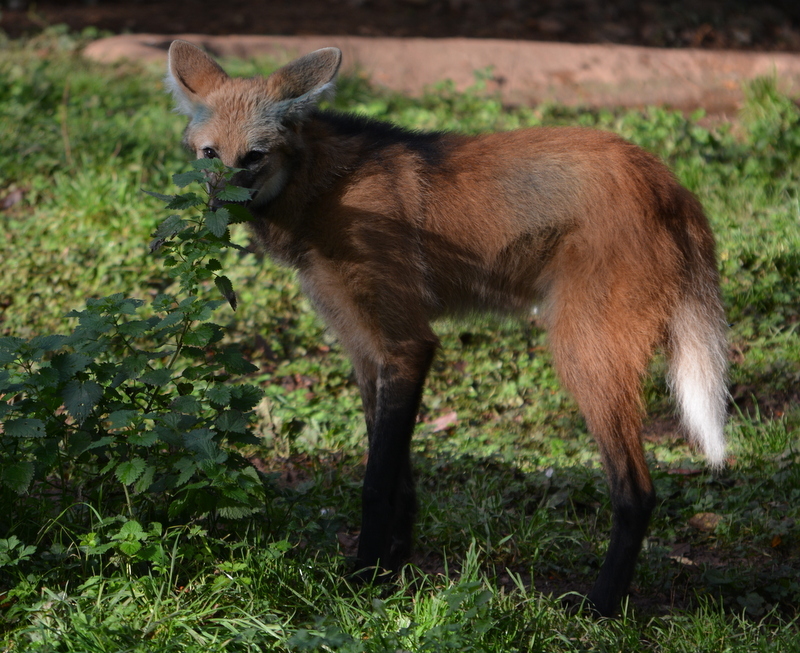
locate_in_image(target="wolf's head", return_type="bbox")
[166,40,342,207]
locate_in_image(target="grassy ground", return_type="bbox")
[1,27,800,652]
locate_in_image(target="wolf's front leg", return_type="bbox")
[355,342,435,574]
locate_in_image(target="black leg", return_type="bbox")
[355,345,434,573]
[586,458,656,616]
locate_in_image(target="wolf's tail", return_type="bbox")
[666,247,728,467]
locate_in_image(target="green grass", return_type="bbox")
[2,26,800,651]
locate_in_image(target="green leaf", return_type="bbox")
[115,458,147,485]
[217,504,261,519]
[172,169,206,187]
[84,435,115,451]
[167,192,204,210]
[184,322,219,348]
[0,336,25,356]
[143,189,176,202]
[118,319,155,337]
[174,457,197,487]
[205,207,230,237]
[128,430,158,447]
[215,409,248,433]
[1,462,35,494]
[4,418,46,438]
[62,380,103,424]
[29,335,68,352]
[67,431,93,456]
[214,275,237,311]
[216,185,252,203]
[118,541,142,556]
[151,214,185,242]
[191,158,226,171]
[50,352,92,381]
[183,428,223,462]
[207,384,232,407]
[224,203,253,224]
[118,519,145,538]
[140,369,172,387]
[153,310,185,331]
[171,395,201,414]
[216,346,257,375]
[134,464,156,493]
[230,384,264,411]
[107,409,139,429]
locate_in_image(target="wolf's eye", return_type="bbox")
[241,150,267,167]
[202,147,218,159]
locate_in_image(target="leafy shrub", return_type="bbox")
[0,160,267,580]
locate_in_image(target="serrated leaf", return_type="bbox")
[215,410,248,433]
[216,185,252,203]
[207,384,232,407]
[118,319,154,337]
[62,380,103,424]
[206,258,222,272]
[230,384,264,411]
[140,368,172,387]
[150,214,186,251]
[67,431,93,456]
[134,465,156,493]
[115,458,146,485]
[171,395,201,414]
[142,189,176,202]
[173,170,206,187]
[214,275,237,311]
[2,461,35,494]
[154,310,186,331]
[216,346,257,375]
[183,428,220,462]
[137,543,165,563]
[191,158,225,171]
[128,430,158,447]
[107,410,139,429]
[4,418,46,438]
[224,203,253,224]
[174,457,197,487]
[29,335,68,352]
[184,322,219,348]
[121,353,148,379]
[217,504,261,519]
[167,193,204,210]
[118,519,145,537]
[205,207,230,237]
[0,335,25,354]
[118,540,142,556]
[50,352,92,381]
[84,435,115,451]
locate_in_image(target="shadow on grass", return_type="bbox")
[261,447,800,621]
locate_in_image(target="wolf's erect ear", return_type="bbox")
[166,40,230,116]
[266,47,342,122]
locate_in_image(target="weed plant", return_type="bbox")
[0,26,799,651]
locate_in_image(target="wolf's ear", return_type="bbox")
[166,40,230,116]
[266,47,342,122]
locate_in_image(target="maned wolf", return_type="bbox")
[166,40,728,617]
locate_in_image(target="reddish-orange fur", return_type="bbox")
[167,40,728,617]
